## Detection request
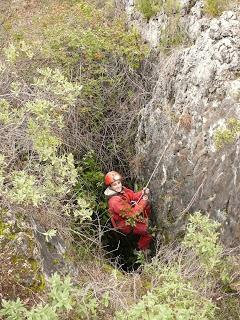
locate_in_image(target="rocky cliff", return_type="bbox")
[125,0,240,245]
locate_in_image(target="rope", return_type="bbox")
[136,112,206,217]
[136,120,181,204]
[145,121,180,189]
[173,177,206,225]
[179,178,205,216]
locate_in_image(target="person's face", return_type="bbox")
[111,180,122,193]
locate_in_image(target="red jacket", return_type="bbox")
[107,187,149,229]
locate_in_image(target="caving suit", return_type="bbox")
[105,186,152,250]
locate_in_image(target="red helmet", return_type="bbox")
[105,171,122,186]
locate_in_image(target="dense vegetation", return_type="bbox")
[0,0,240,319]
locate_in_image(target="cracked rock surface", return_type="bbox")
[131,4,240,245]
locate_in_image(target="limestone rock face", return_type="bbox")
[124,0,210,47]
[128,3,240,245]
[0,212,44,300]
[0,211,78,300]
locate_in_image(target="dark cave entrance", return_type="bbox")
[102,228,144,272]
[101,214,157,272]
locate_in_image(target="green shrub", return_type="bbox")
[75,151,107,216]
[135,0,181,20]
[214,118,240,149]
[163,0,180,14]
[204,0,227,16]
[30,1,148,70]
[159,16,188,52]
[0,274,73,319]
[116,265,215,320]
[183,212,222,271]
[0,47,95,231]
[158,0,189,53]
[0,273,110,320]
[136,0,160,20]
[214,128,235,149]
[1,0,154,182]
[115,213,232,319]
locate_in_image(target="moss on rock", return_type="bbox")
[0,211,46,301]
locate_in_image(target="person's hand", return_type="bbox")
[143,187,150,195]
